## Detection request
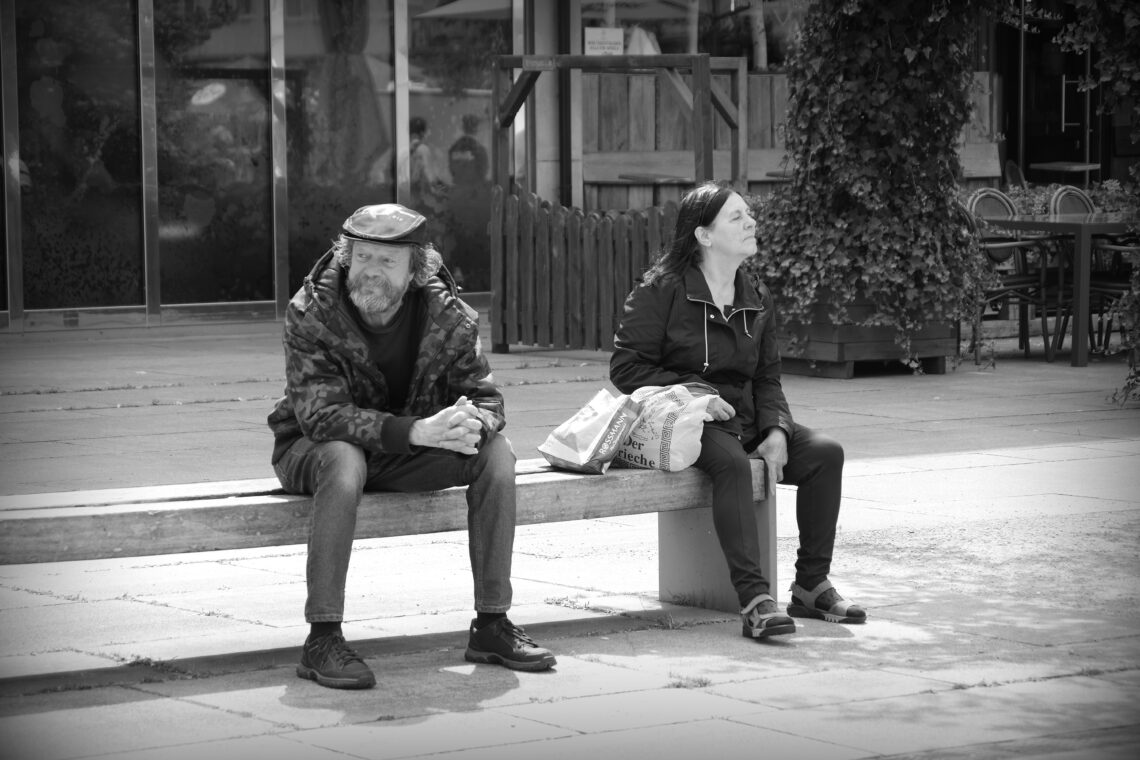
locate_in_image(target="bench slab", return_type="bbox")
[0,458,774,612]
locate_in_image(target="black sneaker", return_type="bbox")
[296,632,376,689]
[464,618,557,672]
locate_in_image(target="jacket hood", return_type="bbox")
[298,247,475,334]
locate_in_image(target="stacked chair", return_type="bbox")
[1049,185,1137,354]
[964,188,1062,362]
[1004,160,1028,192]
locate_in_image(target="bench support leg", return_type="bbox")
[657,491,776,614]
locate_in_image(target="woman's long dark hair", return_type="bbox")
[643,181,732,285]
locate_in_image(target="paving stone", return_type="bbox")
[708,666,957,708]
[731,675,1139,756]
[0,649,121,680]
[501,687,766,733]
[280,709,573,760]
[424,717,870,760]
[0,685,279,760]
[109,735,351,760]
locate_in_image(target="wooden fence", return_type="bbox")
[490,185,677,352]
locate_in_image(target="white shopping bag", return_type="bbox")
[538,389,643,474]
[613,384,716,472]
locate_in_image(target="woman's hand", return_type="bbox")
[706,396,735,421]
[750,428,789,496]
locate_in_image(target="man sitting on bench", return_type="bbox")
[267,203,556,689]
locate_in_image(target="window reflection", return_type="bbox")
[154,0,273,304]
[580,0,805,70]
[15,0,144,309]
[285,0,395,295]
[409,4,508,292]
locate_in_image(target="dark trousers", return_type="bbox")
[694,423,843,608]
[274,433,517,622]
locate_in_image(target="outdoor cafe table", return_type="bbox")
[981,212,1138,367]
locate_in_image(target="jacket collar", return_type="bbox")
[683,265,764,314]
[301,248,474,327]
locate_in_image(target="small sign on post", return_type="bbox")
[584,27,623,56]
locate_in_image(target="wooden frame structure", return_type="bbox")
[488,54,747,351]
[491,53,747,199]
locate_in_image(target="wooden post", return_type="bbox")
[692,54,714,184]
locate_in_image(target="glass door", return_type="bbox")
[283,0,397,296]
[153,0,274,304]
[407,1,511,293]
[14,0,145,310]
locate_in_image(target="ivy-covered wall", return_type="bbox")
[750,0,1002,359]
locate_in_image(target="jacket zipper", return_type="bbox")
[688,295,761,375]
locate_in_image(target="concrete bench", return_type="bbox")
[0,458,774,613]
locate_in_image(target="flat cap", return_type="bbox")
[342,204,428,245]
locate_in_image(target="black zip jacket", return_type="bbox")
[609,266,794,450]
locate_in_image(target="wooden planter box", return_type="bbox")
[778,302,959,379]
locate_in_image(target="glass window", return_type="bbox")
[1,184,8,313]
[284,0,395,295]
[580,0,805,71]
[154,0,273,304]
[408,2,510,293]
[14,0,144,310]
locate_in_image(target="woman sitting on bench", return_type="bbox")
[609,181,867,639]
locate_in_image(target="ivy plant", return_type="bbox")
[748,0,1002,361]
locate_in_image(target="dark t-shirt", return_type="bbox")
[355,297,419,412]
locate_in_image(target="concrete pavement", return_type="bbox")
[0,312,1138,759]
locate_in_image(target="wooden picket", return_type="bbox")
[490,186,678,352]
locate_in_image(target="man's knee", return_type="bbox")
[482,432,516,466]
[471,433,516,482]
[316,440,367,495]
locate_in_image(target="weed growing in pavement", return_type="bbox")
[544,595,594,611]
[498,376,597,387]
[667,674,712,689]
[123,656,196,680]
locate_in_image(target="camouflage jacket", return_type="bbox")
[267,249,504,464]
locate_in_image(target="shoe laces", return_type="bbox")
[498,619,538,648]
[310,633,365,667]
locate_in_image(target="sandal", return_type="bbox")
[741,593,796,638]
[787,579,866,623]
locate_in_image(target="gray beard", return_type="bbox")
[349,276,404,318]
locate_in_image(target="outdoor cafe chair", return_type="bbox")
[1048,185,1137,353]
[1004,160,1028,192]
[963,189,1058,362]
[1049,184,1096,215]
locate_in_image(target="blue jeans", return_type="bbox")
[274,433,517,622]
[694,423,844,607]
